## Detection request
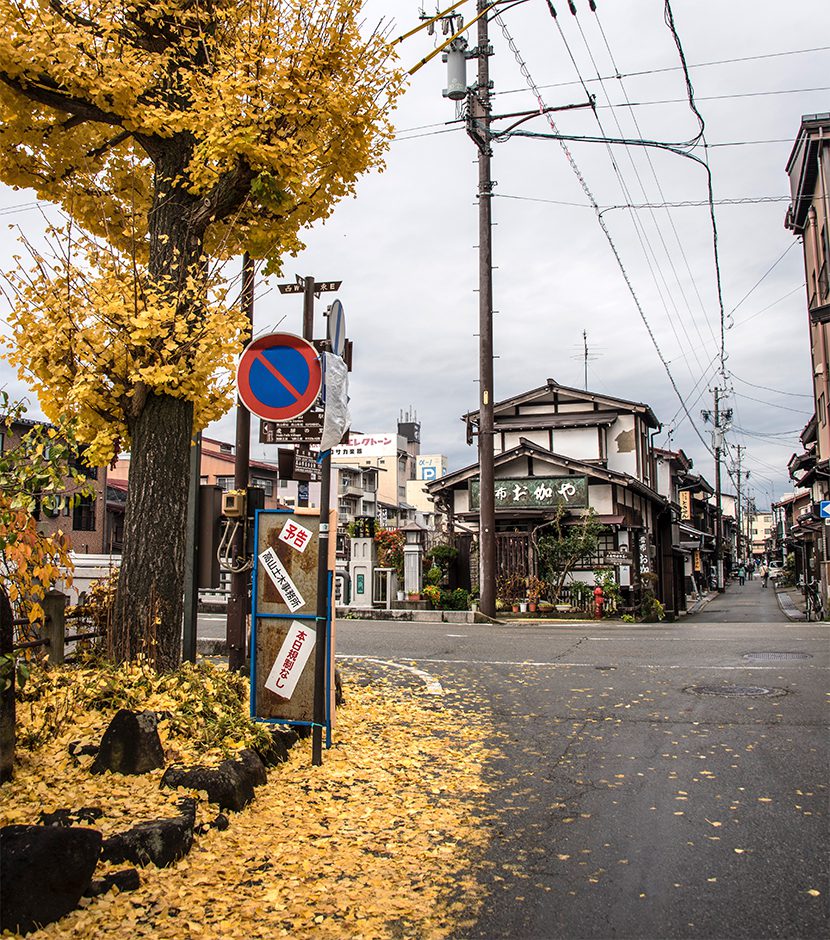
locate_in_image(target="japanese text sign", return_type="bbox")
[264,621,316,700]
[470,476,588,510]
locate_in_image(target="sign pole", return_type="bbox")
[300,278,329,767]
[228,252,255,672]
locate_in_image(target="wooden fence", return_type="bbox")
[4,590,105,666]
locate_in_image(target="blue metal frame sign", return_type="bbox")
[236,333,322,422]
[251,509,332,740]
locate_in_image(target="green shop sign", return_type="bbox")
[470,476,588,510]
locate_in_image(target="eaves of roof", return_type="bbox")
[426,437,665,505]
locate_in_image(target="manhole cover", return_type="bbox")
[684,684,788,698]
[743,652,812,661]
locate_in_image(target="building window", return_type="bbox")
[588,533,617,566]
[217,476,235,491]
[251,477,273,497]
[73,494,96,532]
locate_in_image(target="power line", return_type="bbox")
[494,11,714,459]
[590,85,830,111]
[733,283,805,327]
[733,390,812,415]
[559,10,713,384]
[493,44,830,98]
[727,242,796,318]
[496,193,791,209]
[730,371,812,400]
[594,5,719,359]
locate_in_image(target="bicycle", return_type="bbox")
[805,580,824,621]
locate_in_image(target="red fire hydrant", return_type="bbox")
[594,586,604,619]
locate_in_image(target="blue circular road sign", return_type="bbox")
[236,333,322,422]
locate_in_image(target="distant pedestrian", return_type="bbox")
[761,564,769,588]
[737,564,746,586]
[747,562,755,580]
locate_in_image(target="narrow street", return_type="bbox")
[337,580,829,939]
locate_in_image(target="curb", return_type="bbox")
[775,589,807,622]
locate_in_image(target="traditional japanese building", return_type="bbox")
[427,379,684,614]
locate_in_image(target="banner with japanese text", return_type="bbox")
[470,476,588,511]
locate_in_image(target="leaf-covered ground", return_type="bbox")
[1,659,496,938]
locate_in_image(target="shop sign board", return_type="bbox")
[470,476,588,510]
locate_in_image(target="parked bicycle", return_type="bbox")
[805,580,824,621]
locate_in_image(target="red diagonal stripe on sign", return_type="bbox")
[254,351,302,401]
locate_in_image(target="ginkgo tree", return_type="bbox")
[0,0,403,669]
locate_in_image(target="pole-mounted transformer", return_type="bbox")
[442,37,468,100]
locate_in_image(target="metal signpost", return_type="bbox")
[249,276,347,766]
[251,510,332,732]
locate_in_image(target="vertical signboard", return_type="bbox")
[251,509,333,729]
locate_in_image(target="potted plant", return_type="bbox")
[525,575,544,613]
[423,584,441,608]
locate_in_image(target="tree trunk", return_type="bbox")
[112,393,194,670]
[111,142,207,671]
[0,588,15,783]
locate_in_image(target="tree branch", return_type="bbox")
[189,158,255,232]
[0,71,121,126]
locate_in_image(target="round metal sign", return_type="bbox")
[236,333,322,422]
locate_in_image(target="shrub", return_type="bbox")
[423,584,441,608]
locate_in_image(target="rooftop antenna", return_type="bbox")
[570,329,601,389]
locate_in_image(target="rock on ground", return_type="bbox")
[90,709,165,776]
[0,824,102,935]
[160,750,267,812]
[100,798,196,868]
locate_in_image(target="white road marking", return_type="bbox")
[339,656,444,694]
[446,634,468,638]
[341,655,826,671]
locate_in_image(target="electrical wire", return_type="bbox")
[593,5,721,365]
[493,44,830,98]
[493,11,715,459]
[730,372,812,400]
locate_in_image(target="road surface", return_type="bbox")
[336,579,828,939]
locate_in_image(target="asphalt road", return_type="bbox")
[335,580,829,940]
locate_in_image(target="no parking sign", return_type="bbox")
[236,333,322,422]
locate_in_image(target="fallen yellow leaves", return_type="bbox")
[2,663,498,939]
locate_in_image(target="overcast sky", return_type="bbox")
[1,0,827,511]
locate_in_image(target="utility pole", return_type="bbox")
[703,387,729,592]
[469,0,496,618]
[714,388,724,591]
[735,444,744,564]
[227,252,255,671]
